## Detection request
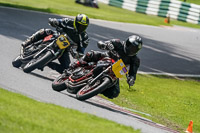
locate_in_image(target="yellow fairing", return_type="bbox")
[112,59,128,78]
[56,35,70,49]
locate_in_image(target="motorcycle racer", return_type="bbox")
[70,35,143,99]
[21,14,90,74]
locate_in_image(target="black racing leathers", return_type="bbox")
[49,18,89,52]
[47,18,89,73]
[24,17,89,74]
[84,39,140,79]
[76,39,140,99]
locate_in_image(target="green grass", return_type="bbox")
[179,0,200,5]
[1,75,200,133]
[0,0,200,29]
[103,74,200,133]
[0,88,140,133]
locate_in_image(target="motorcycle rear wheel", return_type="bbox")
[52,73,68,92]
[12,55,22,68]
[23,51,53,73]
[76,77,111,101]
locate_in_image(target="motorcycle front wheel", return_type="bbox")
[12,55,22,68]
[23,51,53,73]
[76,77,111,101]
[52,73,68,91]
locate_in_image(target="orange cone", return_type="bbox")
[164,14,170,24]
[164,18,168,23]
[185,120,193,133]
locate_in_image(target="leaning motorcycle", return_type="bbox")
[12,38,46,68]
[17,30,78,73]
[22,32,71,73]
[12,27,81,73]
[52,62,95,92]
[52,53,128,101]
[75,0,99,8]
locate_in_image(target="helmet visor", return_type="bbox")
[76,22,88,33]
[125,41,139,56]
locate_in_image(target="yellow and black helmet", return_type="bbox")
[73,14,89,33]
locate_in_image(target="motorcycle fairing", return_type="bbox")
[43,35,53,42]
[112,59,128,78]
[56,35,70,49]
[70,68,93,82]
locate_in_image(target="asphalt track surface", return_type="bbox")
[0,6,199,133]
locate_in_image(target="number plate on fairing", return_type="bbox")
[56,35,70,49]
[112,59,128,78]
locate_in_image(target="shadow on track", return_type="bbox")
[30,72,54,81]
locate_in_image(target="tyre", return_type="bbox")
[12,55,22,68]
[21,54,35,62]
[52,73,68,92]
[23,51,53,73]
[76,77,111,101]
[21,44,46,62]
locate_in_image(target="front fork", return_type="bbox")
[89,66,114,87]
[33,40,62,60]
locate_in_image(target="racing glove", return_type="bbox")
[97,41,114,51]
[48,18,59,27]
[127,76,135,86]
[106,42,114,50]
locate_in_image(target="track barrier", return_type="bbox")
[99,0,200,25]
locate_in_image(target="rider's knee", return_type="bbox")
[102,85,120,99]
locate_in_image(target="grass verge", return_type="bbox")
[1,75,199,133]
[0,88,140,133]
[179,0,200,5]
[0,0,200,29]
[104,74,200,133]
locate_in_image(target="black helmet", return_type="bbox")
[73,14,89,33]
[124,35,143,56]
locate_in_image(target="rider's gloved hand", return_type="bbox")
[106,42,114,51]
[127,76,135,86]
[97,41,106,50]
[97,41,114,51]
[48,18,59,27]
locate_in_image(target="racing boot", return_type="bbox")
[21,37,33,48]
[21,34,39,48]
[21,29,50,48]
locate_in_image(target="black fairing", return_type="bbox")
[93,63,109,78]
[71,67,90,80]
